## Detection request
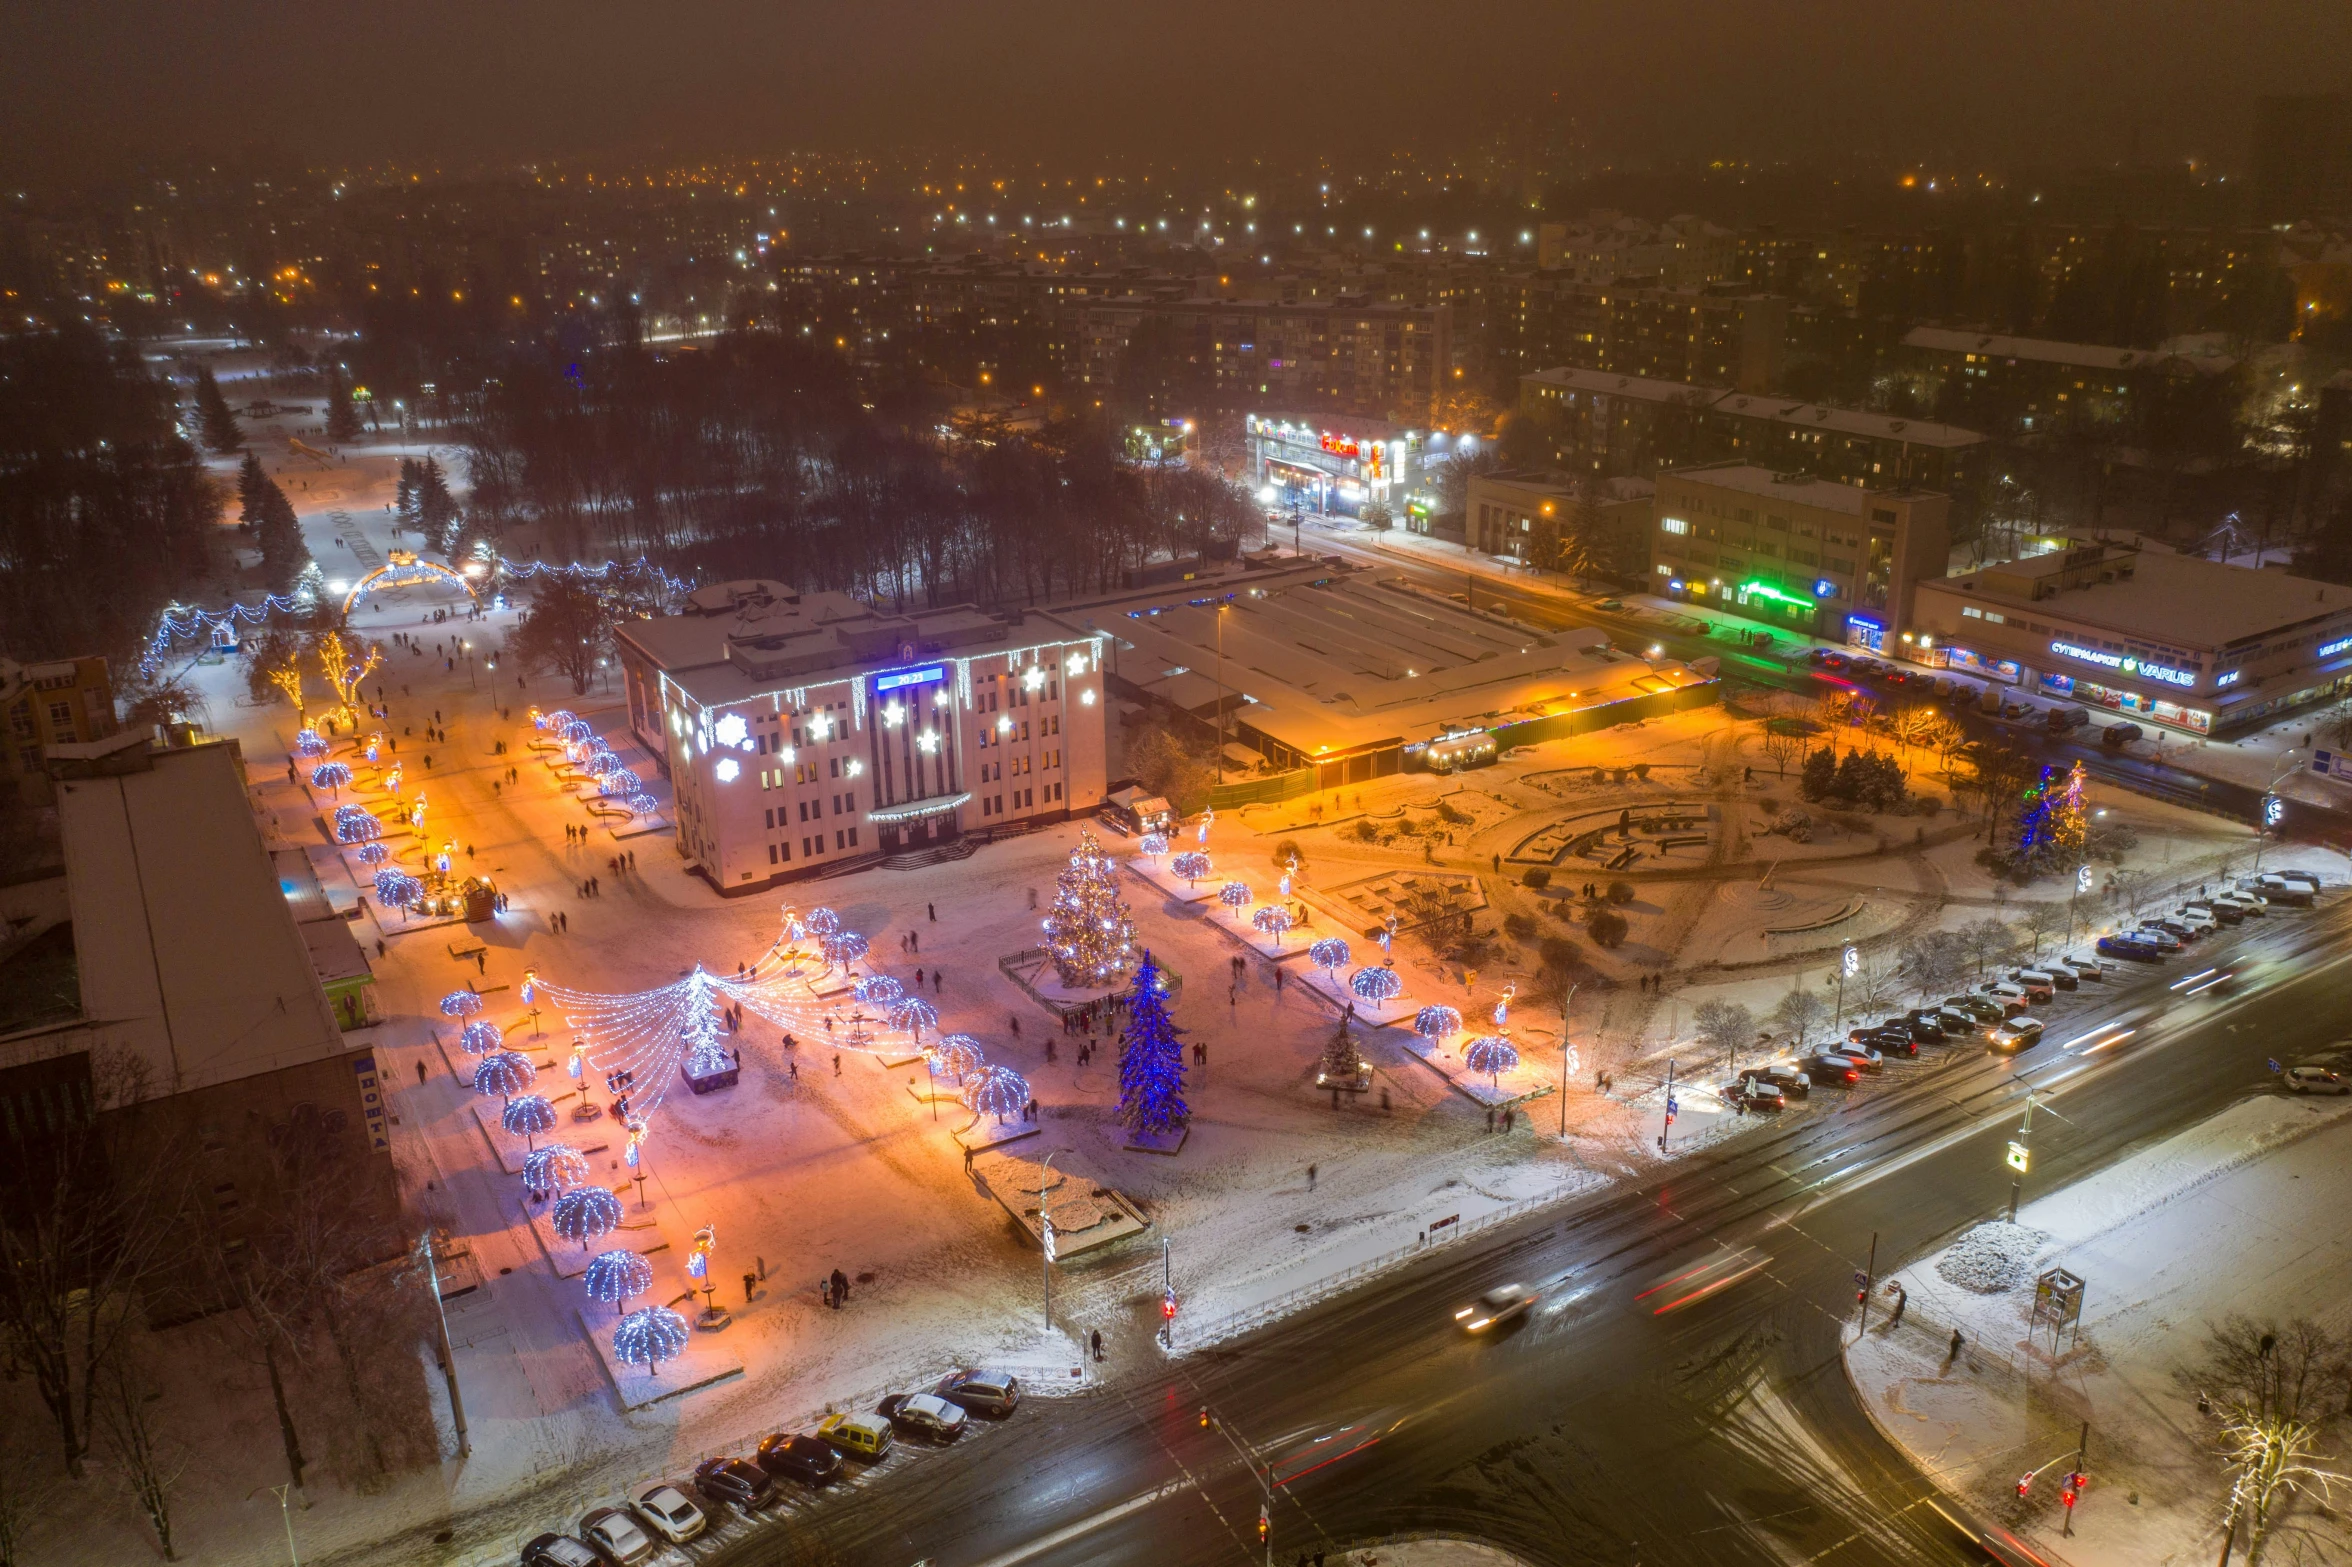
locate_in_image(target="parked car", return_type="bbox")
[577,1509,656,1567]
[1801,1054,1863,1086]
[1944,995,2007,1023]
[692,1458,776,1513]
[2019,963,2075,991]
[2142,919,2196,946]
[1719,1078,1786,1112]
[1911,1007,1970,1036]
[2046,706,2090,733]
[1753,1062,1812,1100]
[2103,721,2143,747]
[2096,933,2164,962]
[627,1485,706,1546]
[1838,1041,1887,1071]
[1870,1028,1923,1057]
[2250,875,2314,907]
[932,1369,1023,1418]
[2008,970,2056,1003]
[816,1411,895,1462]
[522,1537,601,1567]
[1931,1006,1982,1035]
[1454,1283,1537,1333]
[2185,900,2241,927]
[755,1432,845,1487]
[2272,870,2324,893]
[1989,1017,2046,1054]
[2056,955,2107,980]
[2212,893,2265,919]
[1980,981,2032,1011]
[877,1393,969,1444]
[2285,1065,2349,1094]
[2170,908,2218,938]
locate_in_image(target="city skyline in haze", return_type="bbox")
[6,0,2351,183]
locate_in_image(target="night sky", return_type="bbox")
[5,0,2351,176]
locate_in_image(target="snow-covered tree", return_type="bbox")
[1116,954,1187,1135]
[1041,830,1135,988]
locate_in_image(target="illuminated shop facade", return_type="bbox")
[1911,541,2352,738]
[1246,414,1448,528]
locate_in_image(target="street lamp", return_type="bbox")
[2007,1093,2037,1222]
[1558,982,1579,1138]
[1038,1150,1060,1331]
[246,1484,300,1566]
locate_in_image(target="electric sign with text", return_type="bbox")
[2049,641,2197,688]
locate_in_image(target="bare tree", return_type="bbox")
[2018,903,2067,959]
[1849,952,1907,1016]
[1769,986,1832,1050]
[1693,1000,1755,1076]
[0,1419,53,1567]
[1898,931,1966,1002]
[93,1341,184,1560]
[506,575,613,695]
[1759,714,1807,779]
[1959,916,2015,977]
[0,1118,187,1477]
[2221,1415,2343,1565]
[2107,866,2155,920]
[2185,1315,2351,1427]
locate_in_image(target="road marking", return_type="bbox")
[958,1477,1191,1567]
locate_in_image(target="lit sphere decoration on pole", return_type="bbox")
[1309,937,1351,977]
[1139,831,1170,857]
[854,975,905,1008]
[625,791,659,818]
[1217,881,1253,919]
[552,1185,624,1249]
[1464,1036,1520,1089]
[889,997,938,1045]
[597,768,640,797]
[582,1249,655,1317]
[356,840,390,867]
[1251,905,1294,946]
[821,930,869,971]
[310,761,352,794]
[441,990,485,1020]
[521,1144,590,1193]
[928,1035,985,1082]
[1413,1005,1464,1047]
[374,868,422,909]
[295,729,330,759]
[1170,851,1211,887]
[560,720,593,745]
[962,1065,1030,1125]
[613,1305,690,1375]
[1350,966,1404,1004]
[335,805,383,844]
[501,1094,558,1148]
[459,1020,504,1055]
[471,1050,536,1100]
[805,906,842,937]
[586,751,622,777]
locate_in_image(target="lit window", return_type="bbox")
[1660,516,1689,535]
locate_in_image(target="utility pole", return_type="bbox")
[1558,982,1578,1139]
[2067,1420,2089,1538]
[1856,1229,1877,1338]
[1213,605,1227,784]
[1836,944,1856,1031]
[1039,1150,1060,1332]
[416,1229,470,1457]
[1202,1407,1275,1567]
[2007,1093,2037,1222]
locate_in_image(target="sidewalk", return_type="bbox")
[1844,1091,2352,1567]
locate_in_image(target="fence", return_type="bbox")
[1208,767,1321,810]
[1173,1179,1583,1351]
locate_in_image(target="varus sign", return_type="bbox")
[2050,640,2197,688]
[2319,635,2352,660]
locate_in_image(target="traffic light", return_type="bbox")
[1199,1406,1210,1429]
[2016,1473,2034,1498]
[2063,1471,2084,1508]
[1258,1505,1270,1543]
[1162,1290,1178,1322]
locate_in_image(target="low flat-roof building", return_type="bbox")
[1085,564,1716,790]
[1911,540,2352,736]
[613,581,1108,895]
[1649,463,1950,647]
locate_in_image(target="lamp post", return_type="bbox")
[415,1230,470,1457]
[2007,1093,2037,1223]
[1213,604,1228,784]
[1558,982,1579,1139]
[1201,1406,1276,1567]
[246,1484,300,1566]
[1039,1150,1060,1332]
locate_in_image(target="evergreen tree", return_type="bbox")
[237,451,268,526]
[1041,830,1136,987]
[1833,749,1872,803]
[192,365,241,453]
[1800,747,1837,802]
[394,457,419,537]
[254,475,309,594]
[1116,954,1188,1135]
[1316,1014,1365,1099]
[415,457,458,548]
[324,365,361,445]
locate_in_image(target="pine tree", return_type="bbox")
[1800,746,1837,802]
[193,365,242,453]
[1041,829,1136,988]
[237,451,268,526]
[1116,954,1188,1135]
[255,476,309,594]
[324,364,361,444]
[415,457,457,549]
[1316,1014,1365,1098]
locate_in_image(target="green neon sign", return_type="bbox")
[1739,579,1814,608]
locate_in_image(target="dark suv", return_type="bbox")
[756,1432,844,1487]
[692,1458,775,1513]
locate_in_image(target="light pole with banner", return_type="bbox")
[1835,945,1857,1030]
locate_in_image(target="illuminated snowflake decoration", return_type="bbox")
[713,713,749,749]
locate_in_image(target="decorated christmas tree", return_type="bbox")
[1116,954,1188,1135]
[1041,830,1136,988]
[2009,760,2087,875]
[1315,1013,1367,1096]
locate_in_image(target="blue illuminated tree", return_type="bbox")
[1116,953,1188,1136]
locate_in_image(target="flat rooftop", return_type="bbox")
[1927,546,2352,650]
[1079,565,1704,756]
[1661,462,1886,516]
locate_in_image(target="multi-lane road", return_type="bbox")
[700,891,2349,1567]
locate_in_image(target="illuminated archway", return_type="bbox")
[343,551,482,617]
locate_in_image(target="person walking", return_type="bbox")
[832,1267,850,1306]
[1306,1163,1317,1190]
[1090,1328,1103,1361]
[1890,1284,1908,1327]
[1946,1327,1964,1367]
[743,1271,757,1304]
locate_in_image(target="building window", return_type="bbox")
[1660,517,1688,535]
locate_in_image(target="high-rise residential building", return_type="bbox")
[1,654,117,806]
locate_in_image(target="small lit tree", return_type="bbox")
[1040,831,1136,988]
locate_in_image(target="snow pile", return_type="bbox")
[1933,1220,2049,1294]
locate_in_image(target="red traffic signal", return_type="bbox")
[2016,1473,2034,1497]
[1257,1506,1270,1542]
[1856,1288,1868,1304]
[2061,1486,2078,1509]
[1199,1406,1210,1428]
[1162,1291,1178,1320]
